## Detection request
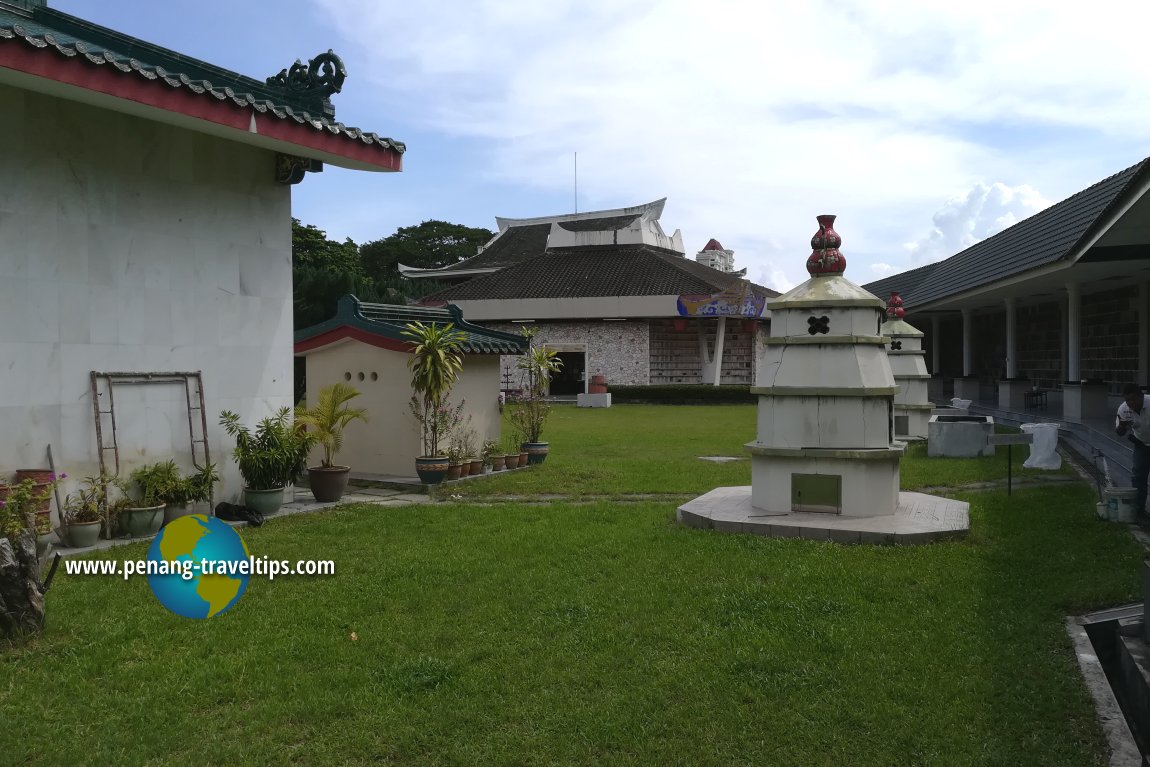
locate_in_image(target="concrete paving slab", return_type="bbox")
[677,487,969,544]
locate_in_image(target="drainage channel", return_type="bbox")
[1072,561,1150,766]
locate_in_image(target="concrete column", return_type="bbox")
[1140,282,1149,385]
[930,315,940,375]
[961,308,973,377]
[712,316,726,386]
[1060,293,1068,383]
[1004,296,1017,379]
[1067,282,1081,382]
[698,317,727,386]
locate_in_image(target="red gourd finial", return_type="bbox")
[806,214,846,276]
[886,291,905,319]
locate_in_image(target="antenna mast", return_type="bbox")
[574,151,578,213]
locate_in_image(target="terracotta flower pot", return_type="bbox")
[446,462,463,481]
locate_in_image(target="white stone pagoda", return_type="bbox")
[677,215,969,543]
[749,215,903,517]
[880,292,933,440]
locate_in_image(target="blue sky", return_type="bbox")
[53,0,1150,292]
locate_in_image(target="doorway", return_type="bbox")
[550,351,586,396]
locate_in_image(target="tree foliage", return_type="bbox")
[291,218,362,274]
[360,220,493,282]
[291,218,464,331]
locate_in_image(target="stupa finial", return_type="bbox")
[806,215,846,276]
[886,291,905,319]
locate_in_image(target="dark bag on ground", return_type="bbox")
[214,502,265,527]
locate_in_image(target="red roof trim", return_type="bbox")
[294,326,412,355]
[0,45,403,172]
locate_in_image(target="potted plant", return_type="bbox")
[123,460,217,532]
[504,435,522,469]
[0,474,63,555]
[481,440,502,473]
[219,408,316,516]
[446,442,465,481]
[457,427,480,477]
[295,383,369,503]
[60,474,114,548]
[402,321,466,485]
[508,339,563,465]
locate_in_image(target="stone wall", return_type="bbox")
[487,320,651,390]
[1015,300,1062,389]
[972,310,1006,383]
[1081,286,1139,389]
[648,318,756,385]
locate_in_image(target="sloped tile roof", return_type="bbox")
[861,261,942,304]
[0,6,405,156]
[421,245,779,301]
[295,295,526,355]
[904,158,1149,308]
[434,223,552,273]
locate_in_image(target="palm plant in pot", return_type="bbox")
[508,340,563,465]
[402,321,466,484]
[295,383,369,503]
[219,407,316,516]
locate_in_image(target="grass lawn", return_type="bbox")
[458,404,1078,498]
[2,406,1144,766]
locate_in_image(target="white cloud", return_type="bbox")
[903,183,1052,263]
[870,263,895,276]
[315,0,1150,288]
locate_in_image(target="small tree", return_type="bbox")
[402,321,466,458]
[508,336,563,444]
[295,383,370,468]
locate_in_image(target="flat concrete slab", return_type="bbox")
[677,486,969,544]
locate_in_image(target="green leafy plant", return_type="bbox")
[402,321,466,458]
[219,408,317,490]
[0,474,63,541]
[61,473,124,528]
[295,383,370,468]
[127,461,218,506]
[507,338,563,444]
[481,440,501,466]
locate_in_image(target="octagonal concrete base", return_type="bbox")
[677,487,969,544]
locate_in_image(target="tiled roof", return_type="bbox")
[903,158,1149,308]
[0,5,405,156]
[861,262,941,304]
[421,245,779,302]
[295,295,526,355]
[434,223,552,274]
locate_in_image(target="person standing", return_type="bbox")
[1115,383,1150,524]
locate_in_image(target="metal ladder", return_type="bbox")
[90,372,212,505]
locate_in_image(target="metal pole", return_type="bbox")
[1007,444,1013,496]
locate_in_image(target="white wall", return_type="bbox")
[0,84,293,505]
[303,342,503,475]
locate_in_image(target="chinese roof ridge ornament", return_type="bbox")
[266,50,347,116]
[886,291,905,319]
[805,214,846,276]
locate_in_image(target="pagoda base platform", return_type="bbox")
[677,487,968,545]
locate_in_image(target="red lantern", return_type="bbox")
[673,318,687,332]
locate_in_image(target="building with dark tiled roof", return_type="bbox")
[861,156,1150,420]
[0,0,404,509]
[404,200,780,391]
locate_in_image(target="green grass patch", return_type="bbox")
[462,405,1076,497]
[1,405,1141,765]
